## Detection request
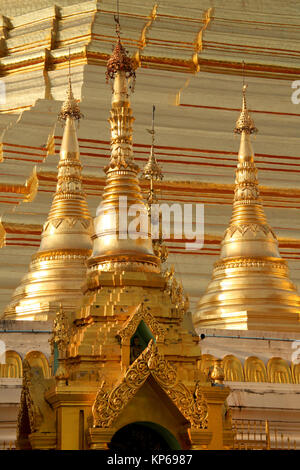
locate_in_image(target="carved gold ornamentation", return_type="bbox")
[291,363,300,384]
[214,257,287,271]
[244,357,267,382]
[107,106,138,172]
[49,305,71,381]
[92,340,208,429]
[17,388,29,444]
[234,84,258,135]
[20,360,43,434]
[152,239,169,264]
[223,355,244,382]
[194,382,209,428]
[49,305,71,356]
[106,18,136,87]
[141,106,168,265]
[143,148,163,182]
[116,303,165,343]
[225,224,276,238]
[267,357,292,384]
[32,249,90,263]
[43,218,91,232]
[210,359,225,385]
[199,354,216,382]
[88,260,160,275]
[58,73,83,122]
[164,266,190,315]
[142,105,163,182]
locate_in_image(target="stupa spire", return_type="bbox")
[221,83,278,260]
[86,19,159,281]
[193,84,300,332]
[234,84,257,136]
[3,76,93,320]
[142,105,163,188]
[142,105,168,264]
[58,56,82,123]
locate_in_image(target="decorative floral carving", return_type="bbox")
[32,250,89,265]
[152,238,169,264]
[116,303,165,343]
[234,84,258,135]
[89,260,160,274]
[164,266,190,316]
[233,160,260,203]
[214,257,287,272]
[92,340,207,429]
[106,34,136,84]
[194,382,208,428]
[18,360,43,434]
[234,184,259,202]
[49,304,71,356]
[106,107,139,172]
[225,223,276,239]
[210,359,225,385]
[58,77,83,122]
[235,165,257,184]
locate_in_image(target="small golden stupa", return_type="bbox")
[193,85,300,332]
[3,77,93,321]
[16,23,233,451]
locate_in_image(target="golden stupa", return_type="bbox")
[193,85,300,332]
[3,78,93,321]
[86,36,159,279]
[16,25,233,451]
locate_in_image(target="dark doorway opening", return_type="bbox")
[108,421,180,452]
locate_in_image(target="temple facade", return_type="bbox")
[0,0,299,450]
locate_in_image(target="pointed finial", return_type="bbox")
[114,0,121,39]
[234,82,258,135]
[58,49,83,123]
[142,106,167,264]
[106,7,136,89]
[142,105,163,181]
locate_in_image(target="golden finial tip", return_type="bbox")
[142,107,163,181]
[106,15,136,90]
[58,79,83,122]
[234,83,258,135]
[142,152,163,181]
[106,38,136,84]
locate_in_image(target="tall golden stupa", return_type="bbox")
[193,85,300,332]
[3,77,93,321]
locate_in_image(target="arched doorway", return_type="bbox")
[108,422,181,452]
